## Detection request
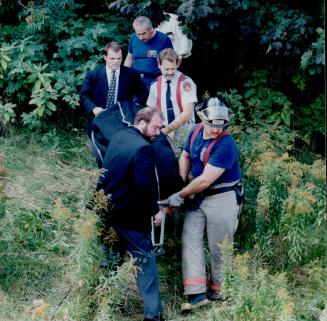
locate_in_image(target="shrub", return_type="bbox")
[0,1,127,130]
[218,240,297,321]
[238,122,326,269]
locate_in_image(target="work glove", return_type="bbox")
[159,192,184,207]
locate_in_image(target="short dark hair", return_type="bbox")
[103,42,122,56]
[158,48,178,65]
[134,107,163,125]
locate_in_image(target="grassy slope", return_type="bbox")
[0,130,97,320]
[0,129,326,321]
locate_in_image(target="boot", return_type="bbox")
[181,292,210,311]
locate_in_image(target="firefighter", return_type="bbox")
[147,48,197,152]
[161,97,243,311]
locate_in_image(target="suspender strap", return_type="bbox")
[203,130,229,166]
[189,124,204,149]
[156,75,162,111]
[189,124,230,166]
[156,74,187,112]
[176,73,186,112]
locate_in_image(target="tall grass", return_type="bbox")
[0,127,325,321]
[0,129,163,321]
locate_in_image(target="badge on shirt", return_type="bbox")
[147,50,158,57]
[183,80,192,92]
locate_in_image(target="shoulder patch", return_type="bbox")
[183,80,192,92]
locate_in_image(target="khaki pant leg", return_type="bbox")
[201,191,239,287]
[182,208,207,295]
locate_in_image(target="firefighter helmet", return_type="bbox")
[196,96,232,128]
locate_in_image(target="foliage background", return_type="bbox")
[0,0,325,321]
[0,0,325,151]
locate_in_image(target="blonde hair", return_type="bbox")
[158,48,178,65]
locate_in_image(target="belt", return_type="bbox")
[202,185,237,197]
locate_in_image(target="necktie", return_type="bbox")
[106,70,116,108]
[166,80,175,123]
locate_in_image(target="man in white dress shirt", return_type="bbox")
[80,42,147,161]
[146,48,197,151]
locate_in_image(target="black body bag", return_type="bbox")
[91,100,184,199]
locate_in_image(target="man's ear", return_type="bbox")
[139,120,146,130]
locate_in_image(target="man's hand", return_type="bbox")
[158,192,184,207]
[153,210,163,226]
[93,107,105,116]
[161,127,169,135]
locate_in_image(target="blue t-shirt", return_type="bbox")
[128,31,173,76]
[184,126,241,185]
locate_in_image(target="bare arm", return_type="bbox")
[124,53,133,68]
[162,102,194,134]
[178,163,225,198]
[179,150,191,182]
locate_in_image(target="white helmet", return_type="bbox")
[196,96,232,128]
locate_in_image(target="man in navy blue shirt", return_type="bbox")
[161,97,242,311]
[124,16,173,90]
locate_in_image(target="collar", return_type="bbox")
[105,66,120,77]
